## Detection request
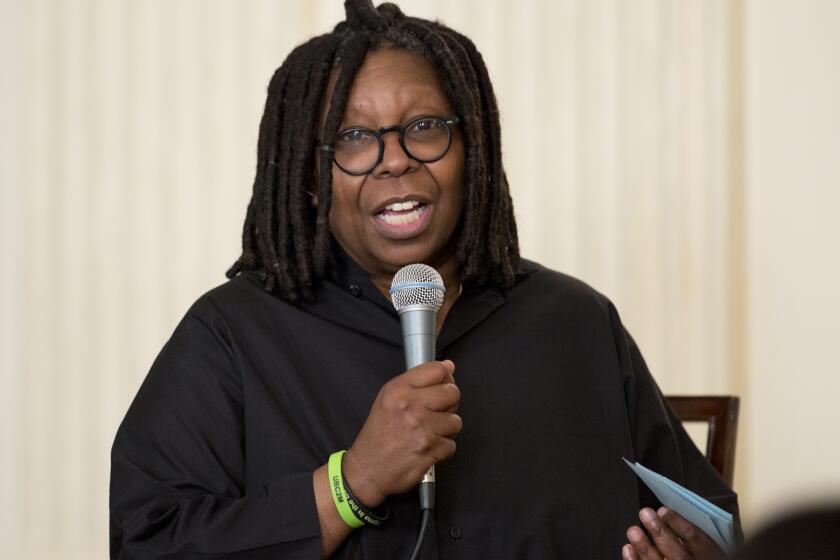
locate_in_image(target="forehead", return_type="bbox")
[352,49,441,91]
[328,48,453,125]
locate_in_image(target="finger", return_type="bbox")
[415,381,460,411]
[427,412,463,438]
[404,360,456,388]
[625,526,663,560]
[638,508,690,560]
[426,435,457,464]
[622,543,639,560]
[659,507,725,559]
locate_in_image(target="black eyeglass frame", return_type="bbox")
[318,115,460,176]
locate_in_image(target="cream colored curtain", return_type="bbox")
[2,1,739,557]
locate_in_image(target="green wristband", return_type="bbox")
[328,451,364,529]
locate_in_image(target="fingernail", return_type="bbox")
[640,508,656,522]
[628,527,642,541]
[622,544,633,559]
[657,506,669,517]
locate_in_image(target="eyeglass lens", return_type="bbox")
[333,117,453,175]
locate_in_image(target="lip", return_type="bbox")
[372,194,432,215]
[371,203,433,240]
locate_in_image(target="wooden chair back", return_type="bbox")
[665,396,740,486]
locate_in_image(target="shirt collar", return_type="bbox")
[325,240,398,317]
[309,239,516,351]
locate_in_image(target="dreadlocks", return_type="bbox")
[226,0,520,303]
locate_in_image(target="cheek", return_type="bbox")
[440,146,466,206]
[327,173,365,231]
[445,136,466,188]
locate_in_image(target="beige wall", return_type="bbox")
[741,0,840,520]
[1,0,838,558]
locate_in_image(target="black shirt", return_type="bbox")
[110,250,739,559]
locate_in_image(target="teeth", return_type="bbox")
[379,207,423,225]
[384,200,421,212]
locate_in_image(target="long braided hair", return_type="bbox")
[226,0,520,303]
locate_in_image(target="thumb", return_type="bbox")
[440,359,456,380]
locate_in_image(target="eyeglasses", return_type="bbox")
[319,115,460,176]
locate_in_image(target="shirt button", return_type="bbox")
[348,284,361,297]
[449,526,462,540]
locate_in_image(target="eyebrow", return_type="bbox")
[338,111,452,131]
[339,97,453,126]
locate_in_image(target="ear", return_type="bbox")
[307,190,319,208]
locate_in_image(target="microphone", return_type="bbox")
[389,263,445,512]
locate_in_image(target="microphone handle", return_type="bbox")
[400,308,436,368]
[399,308,437,510]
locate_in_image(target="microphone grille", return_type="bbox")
[390,264,445,313]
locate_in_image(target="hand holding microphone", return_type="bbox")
[343,264,461,509]
[343,359,461,507]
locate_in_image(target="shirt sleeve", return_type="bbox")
[109,296,322,559]
[608,302,742,524]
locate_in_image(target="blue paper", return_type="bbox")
[623,458,735,552]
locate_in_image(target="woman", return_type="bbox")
[110,2,738,559]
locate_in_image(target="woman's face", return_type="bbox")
[320,49,465,281]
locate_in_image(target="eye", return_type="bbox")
[409,118,445,134]
[338,129,370,144]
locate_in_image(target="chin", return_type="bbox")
[389,241,458,270]
[375,243,442,270]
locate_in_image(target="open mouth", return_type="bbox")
[376,200,428,225]
[373,199,432,238]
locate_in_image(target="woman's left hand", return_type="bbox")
[622,507,727,560]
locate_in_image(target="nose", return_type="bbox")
[371,131,420,178]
